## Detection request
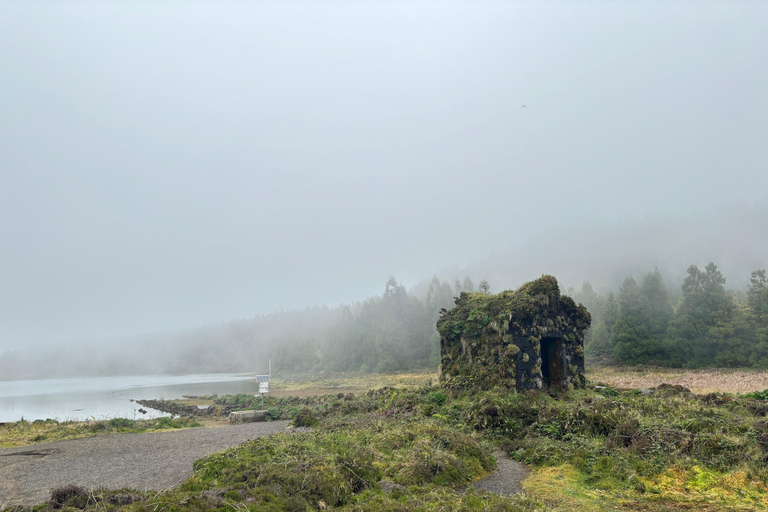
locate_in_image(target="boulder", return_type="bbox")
[229,410,267,424]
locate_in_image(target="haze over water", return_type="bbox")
[0,373,258,422]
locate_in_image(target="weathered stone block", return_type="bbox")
[229,410,267,424]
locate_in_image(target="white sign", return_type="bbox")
[259,382,269,393]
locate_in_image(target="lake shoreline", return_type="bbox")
[0,373,261,423]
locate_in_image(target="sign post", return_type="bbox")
[255,375,270,410]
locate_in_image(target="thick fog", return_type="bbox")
[1,2,767,358]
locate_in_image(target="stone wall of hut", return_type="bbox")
[437,275,589,392]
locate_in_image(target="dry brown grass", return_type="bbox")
[587,366,768,394]
[269,370,438,395]
[270,367,768,396]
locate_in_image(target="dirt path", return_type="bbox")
[0,421,292,509]
[473,451,529,495]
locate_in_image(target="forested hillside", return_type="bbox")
[2,264,768,380]
[0,276,462,379]
[578,264,768,367]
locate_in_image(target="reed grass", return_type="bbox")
[587,366,768,394]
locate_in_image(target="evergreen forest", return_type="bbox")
[579,264,768,368]
[2,264,768,380]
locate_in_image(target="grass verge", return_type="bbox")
[0,416,200,448]
[6,367,768,510]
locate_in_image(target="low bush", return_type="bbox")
[49,484,88,509]
[745,389,768,401]
[291,407,318,427]
[107,418,134,429]
[265,406,282,420]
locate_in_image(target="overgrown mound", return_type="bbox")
[49,485,88,509]
[437,275,590,391]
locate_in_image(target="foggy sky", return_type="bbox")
[2,1,767,353]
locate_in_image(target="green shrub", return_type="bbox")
[266,407,282,421]
[428,391,447,406]
[108,418,134,429]
[49,484,88,509]
[292,407,318,427]
[152,416,180,429]
[286,405,304,419]
[89,422,107,433]
[745,389,768,401]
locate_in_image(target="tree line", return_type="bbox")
[275,263,768,373]
[0,274,484,379]
[3,262,767,380]
[271,275,489,374]
[576,264,768,368]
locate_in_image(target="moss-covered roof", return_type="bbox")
[437,275,590,343]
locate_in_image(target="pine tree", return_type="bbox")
[575,282,600,354]
[587,292,618,356]
[574,282,599,314]
[667,263,740,367]
[426,275,441,311]
[748,270,768,319]
[603,292,618,338]
[612,277,653,363]
[748,270,768,366]
[638,269,672,362]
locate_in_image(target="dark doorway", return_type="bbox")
[540,337,564,390]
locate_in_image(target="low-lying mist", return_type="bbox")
[3,205,766,381]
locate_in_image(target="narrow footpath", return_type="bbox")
[473,451,529,496]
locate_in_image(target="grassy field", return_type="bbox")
[271,365,768,396]
[136,365,768,405]
[587,365,768,395]
[267,370,437,396]
[6,366,768,511]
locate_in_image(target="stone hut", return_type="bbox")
[437,275,590,391]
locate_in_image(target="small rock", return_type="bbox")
[379,481,407,494]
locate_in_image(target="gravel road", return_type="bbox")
[473,451,528,495]
[0,421,292,509]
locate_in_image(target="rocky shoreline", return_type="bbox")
[133,399,235,418]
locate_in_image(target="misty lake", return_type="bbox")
[0,373,260,423]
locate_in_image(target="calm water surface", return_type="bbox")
[0,373,259,422]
